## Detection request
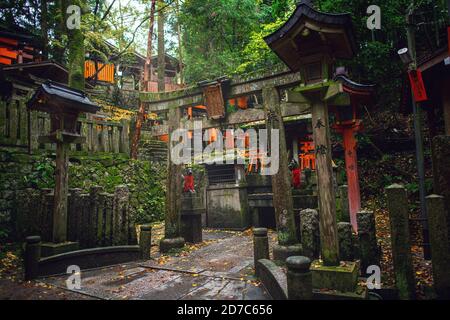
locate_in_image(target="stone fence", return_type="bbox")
[15,185,137,249]
[0,99,130,154]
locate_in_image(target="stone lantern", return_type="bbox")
[265,2,367,297]
[265,1,356,267]
[28,81,100,244]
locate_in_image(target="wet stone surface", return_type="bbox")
[40,229,272,300]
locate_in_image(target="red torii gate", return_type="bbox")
[330,72,375,232]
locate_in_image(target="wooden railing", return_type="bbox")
[0,98,130,155]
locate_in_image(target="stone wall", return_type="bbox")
[15,185,136,248]
[0,147,167,242]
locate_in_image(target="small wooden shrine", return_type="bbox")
[27,81,99,243]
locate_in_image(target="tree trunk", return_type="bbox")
[143,0,157,91]
[64,0,85,90]
[130,0,157,160]
[40,0,49,59]
[53,0,65,64]
[157,0,166,92]
[175,0,184,84]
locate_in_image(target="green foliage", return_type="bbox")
[22,155,55,189]
[22,154,167,225]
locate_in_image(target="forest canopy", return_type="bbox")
[0,0,448,110]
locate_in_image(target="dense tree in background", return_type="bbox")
[178,0,264,83]
[157,0,166,91]
[1,0,448,112]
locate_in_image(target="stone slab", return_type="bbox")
[311,260,358,293]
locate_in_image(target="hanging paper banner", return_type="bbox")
[408,69,428,102]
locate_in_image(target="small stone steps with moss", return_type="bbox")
[138,139,168,163]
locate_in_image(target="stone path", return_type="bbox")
[40,229,273,300]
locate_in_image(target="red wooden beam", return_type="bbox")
[333,121,362,232]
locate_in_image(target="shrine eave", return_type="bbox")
[264,3,357,70]
[333,74,375,97]
[27,80,100,114]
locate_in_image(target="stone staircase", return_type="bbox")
[138,139,168,163]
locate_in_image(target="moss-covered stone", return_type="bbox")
[310,260,359,293]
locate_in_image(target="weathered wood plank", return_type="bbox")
[150,102,311,136]
[143,71,302,113]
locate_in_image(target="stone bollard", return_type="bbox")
[113,185,130,246]
[337,222,354,261]
[357,210,379,273]
[286,256,313,300]
[338,185,350,223]
[426,195,450,299]
[385,184,416,300]
[299,209,320,259]
[253,228,269,277]
[139,225,152,260]
[24,236,41,281]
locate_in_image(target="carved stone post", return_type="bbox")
[286,256,313,300]
[386,184,416,300]
[253,228,270,277]
[426,195,450,299]
[24,236,41,281]
[139,225,152,260]
[160,106,185,253]
[262,86,297,252]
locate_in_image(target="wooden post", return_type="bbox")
[262,86,297,246]
[311,99,339,266]
[335,123,362,231]
[53,140,69,243]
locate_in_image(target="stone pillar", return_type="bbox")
[286,256,313,300]
[104,194,114,246]
[357,210,379,272]
[53,141,69,243]
[89,186,104,247]
[120,119,130,155]
[67,188,83,242]
[426,195,450,299]
[96,192,107,246]
[338,185,350,223]
[311,99,339,266]
[160,106,185,253]
[299,208,320,260]
[253,228,270,277]
[24,236,41,281]
[431,135,450,247]
[180,193,203,243]
[262,86,297,249]
[442,73,450,136]
[42,190,54,242]
[139,225,152,260]
[113,185,130,246]
[337,222,354,261]
[386,184,416,300]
